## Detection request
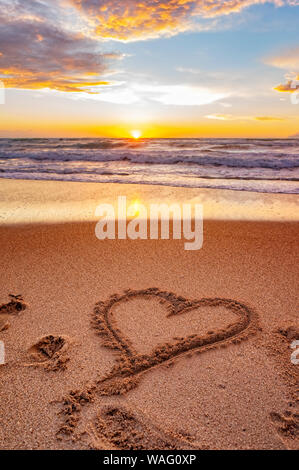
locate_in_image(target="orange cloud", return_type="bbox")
[267,47,299,94]
[71,0,195,40]
[274,81,299,92]
[254,116,285,120]
[71,1,296,41]
[0,1,121,93]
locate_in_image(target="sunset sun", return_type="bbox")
[130,130,142,139]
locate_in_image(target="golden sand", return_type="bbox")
[0,180,298,449]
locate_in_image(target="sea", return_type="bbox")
[0,137,299,194]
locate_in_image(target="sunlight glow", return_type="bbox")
[130,129,142,139]
[129,199,141,216]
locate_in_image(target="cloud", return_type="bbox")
[70,0,298,41]
[141,84,227,106]
[84,82,228,106]
[0,1,121,93]
[274,81,299,92]
[219,102,233,108]
[205,113,235,120]
[254,116,285,120]
[206,113,286,120]
[176,67,202,75]
[267,46,299,71]
[266,46,299,93]
[1,0,298,96]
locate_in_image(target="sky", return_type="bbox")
[0,0,299,138]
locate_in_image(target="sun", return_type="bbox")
[130,130,142,139]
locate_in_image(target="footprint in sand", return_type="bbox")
[0,319,9,332]
[27,334,70,371]
[88,403,197,450]
[270,410,299,450]
[57,288,259,448]
[0,294,26,332]
[269,326,299,450]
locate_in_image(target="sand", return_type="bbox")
[0,180,298,450]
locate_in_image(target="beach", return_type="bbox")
[2,0,299,455]
[0,179,298,449]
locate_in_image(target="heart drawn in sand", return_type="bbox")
[58,288,259,439]
[93,288,259,379]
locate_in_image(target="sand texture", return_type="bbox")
[0,181,298,450]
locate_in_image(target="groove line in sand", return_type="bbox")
[57,288,259,446]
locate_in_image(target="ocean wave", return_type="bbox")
[0,166,298,181]
[1,172,298,194]
[0,138,299,194]
[1,151,298,169]
[76,140,129,150]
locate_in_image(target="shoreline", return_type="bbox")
[0,179,298,226]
